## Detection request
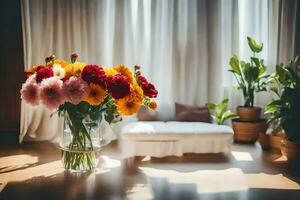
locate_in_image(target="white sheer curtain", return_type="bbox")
[20,0,294,142]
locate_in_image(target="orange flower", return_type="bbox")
[116,98,141,116]
[116,84,143,115]
[129,84,144,103]
[26,65,38,73]
[54,60,69,68]
[84,84,105,105]
[114,65,134,83]
[149,101,157,110]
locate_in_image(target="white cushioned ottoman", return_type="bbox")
[121,121,233,158]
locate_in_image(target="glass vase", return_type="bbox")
[60,113,102,172]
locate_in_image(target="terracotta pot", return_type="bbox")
[232,119,267,143]
[258,132,283,153]
[258,132,270,150]
[236,106,261,122]
[281,139,300,161]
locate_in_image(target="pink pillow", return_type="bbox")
[175,102,211,122]
[137,106,160,121]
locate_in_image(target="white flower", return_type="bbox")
[53,64,65,79]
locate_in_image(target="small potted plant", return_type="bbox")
[206,98,238,125]
[259,72,284,152]
[229,37,269,143]
[265,55,300,161]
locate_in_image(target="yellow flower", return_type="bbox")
[114,65,134,83]
[104,67,119,77]
[64,64,73,78]
[64,62,86,77]
[84,84,105,106]
[54,60,69,68]
[73,62,86,77]
[128,83,143,103]
[116,98,141,116]
[149,101,157,110]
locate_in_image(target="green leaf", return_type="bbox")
[249,66,259,81]
[240,61,246,72]
[221,98,229,106]
[222,111,238,121]
[268,99,283,106]
[206,103,216,110]
[247,36,263,53]
[219,98,229,114]
[276,64,290,83]
[207,98,237,125]
[243,63,251,82]
[264,100,282,115]
[258,65,266,77]
[270,87,280,97]
[251,57,260,67]
[229,55,241,75]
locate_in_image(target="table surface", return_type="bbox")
[1,141,300,200]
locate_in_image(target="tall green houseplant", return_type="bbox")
[229,37,269,107]
[265,55,300,142]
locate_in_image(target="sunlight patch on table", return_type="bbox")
[231,151,253,161]
[0,160,64,192]
[0,155,38,173]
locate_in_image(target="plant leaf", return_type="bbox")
[206,103,216,110]
[222,111,239,121]
[247,36,263,53]
[258,65,266,77]
[229,55,241,75]
[276,64,290,83]
[251,57,260,67]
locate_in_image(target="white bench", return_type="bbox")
[120,121,233,158]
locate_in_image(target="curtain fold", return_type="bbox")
[20,0,297,143]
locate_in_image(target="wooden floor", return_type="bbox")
[1,141,300,200]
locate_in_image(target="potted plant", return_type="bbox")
[259,72,284,152]
[229,37,269,143]
[265,55,300,161]
[206,98,238,125]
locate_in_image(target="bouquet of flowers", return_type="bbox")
[21,53,158,171]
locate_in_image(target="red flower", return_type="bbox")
[142,83,158,98]
[134,65,141,70]
[71,53,78,63]
[81,65,106,88]
[71,52,78,59]
[45,55,56,63]
[36,65,46,71]
[36,67,54,83]
[138,75,148,84]
[107,74,130,99]
[138,75,158,98]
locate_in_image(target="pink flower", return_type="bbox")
[20,81,40,107]
[63,76,88,105]
[39,77,64,110]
